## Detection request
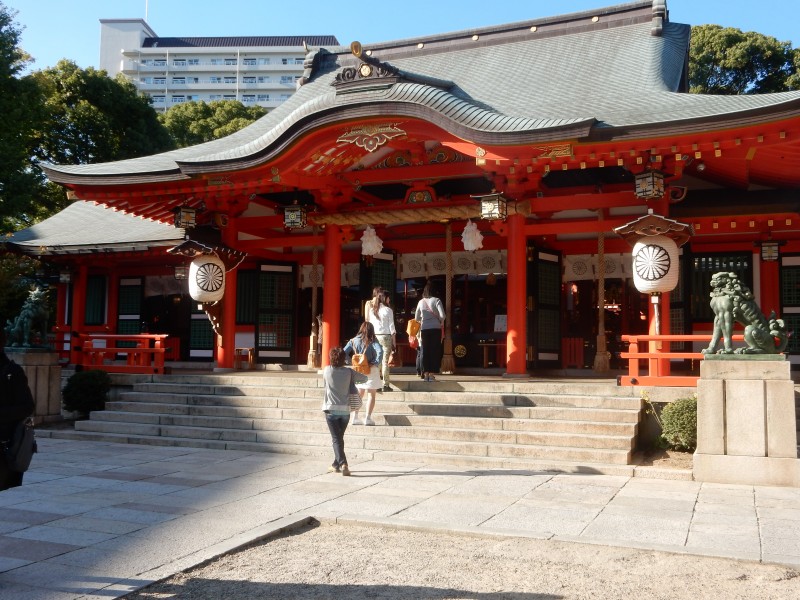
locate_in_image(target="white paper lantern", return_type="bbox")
[189,254,226,303]
[631,235,679,294]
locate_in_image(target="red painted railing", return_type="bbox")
[72,333,169,374]
[619,334,744,387]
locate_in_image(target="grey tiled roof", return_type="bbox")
[43,2,800,182]
[142,36,340,48]
[5,202,183,254]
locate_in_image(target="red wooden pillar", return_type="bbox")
[321,225,342,368]
[53,281,69,361]
[106,271,119,333]
[760,258,780,316]
[505,213,527,375]
[218,224,238,369]
[69,264,88,365]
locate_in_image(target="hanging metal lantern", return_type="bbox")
[631,234,679,294]
[188,254,226,303]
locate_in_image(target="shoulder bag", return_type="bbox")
[406,317,421,337]
[4,417,37,472]
[348,372,362,411]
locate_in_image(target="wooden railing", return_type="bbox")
[72,333,169,374]
[619,334,744,387]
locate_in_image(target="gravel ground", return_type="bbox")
[123,521,800,600]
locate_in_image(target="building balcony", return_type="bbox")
[120,58,304,73]
[137,81,296,92]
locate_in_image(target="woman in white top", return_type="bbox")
[367,289,396,392]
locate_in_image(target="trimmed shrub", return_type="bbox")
[62,370,111,417]
[660,395,697,451]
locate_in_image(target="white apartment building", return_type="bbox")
[99,19,339,112]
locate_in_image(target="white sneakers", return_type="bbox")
[351,415,376,426]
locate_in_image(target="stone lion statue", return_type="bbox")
[4,285,50,348]
[702,272,788,355]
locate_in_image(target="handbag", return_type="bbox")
[4,417,37,472]
[408,335,419,349]
[388,350,398,367]
[406,318,421,337]
[348,374,362,411]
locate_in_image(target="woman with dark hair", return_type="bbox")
[364,286,383,322]
[321,346,367,476]
[343,321,383,425]
[414,280,445,382]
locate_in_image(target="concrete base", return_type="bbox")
[694,453,800,487]
[695,357,799,487]
[5,348,62,424]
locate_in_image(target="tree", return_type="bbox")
[689,25,799,94]
[159,100,267,148]
[31,60,175,166]
[0,2,46,233]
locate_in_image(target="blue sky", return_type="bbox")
[5,0,800,72]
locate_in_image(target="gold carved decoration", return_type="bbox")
[532,144,573,159]
[337,123,407,152]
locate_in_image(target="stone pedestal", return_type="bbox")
[5,349,62,424]
[694,356,800,487]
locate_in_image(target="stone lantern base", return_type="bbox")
[5,348,62,424]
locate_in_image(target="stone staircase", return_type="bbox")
[43,373,647,474]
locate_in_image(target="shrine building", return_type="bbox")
[13,0,800,377]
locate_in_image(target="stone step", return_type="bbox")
[85,411,635,450]
[129,377,637,398]
[117,389,644,414]
[120,388,641,410]
[407,403,640,422]
[37,428,637,477]
[107,398,639,426]
[54,422,633,465]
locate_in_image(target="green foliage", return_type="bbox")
[0,251,42,321]
[689,25,798,94]
[659,395,697,452]
[158,100,267,148]
[31,61,175,165]
[62,369,111,416]
[0,3,47,233]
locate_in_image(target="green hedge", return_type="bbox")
[62,369,111,417]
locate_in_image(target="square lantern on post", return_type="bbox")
[174,206,197,229]
[174,265,189,280]
[760,241,781,262]
[283,201,307,229]
[634,170,665,200]
[473,192,509,220]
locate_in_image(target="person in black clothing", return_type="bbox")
[0,327,36,491]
